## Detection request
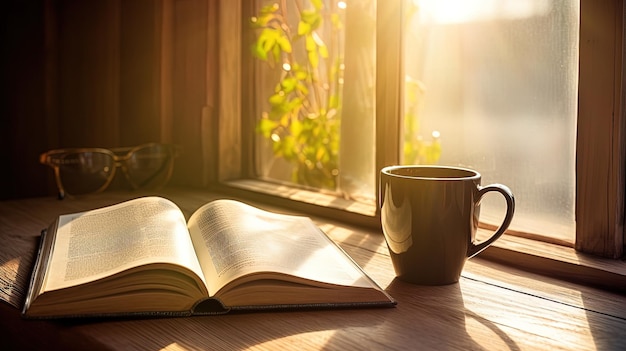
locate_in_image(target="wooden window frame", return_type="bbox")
[576,0,625,259]
[208,0,626,288]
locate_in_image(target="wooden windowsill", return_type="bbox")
[481,233,626,293]
[216,179,626,293]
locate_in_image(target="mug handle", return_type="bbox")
[467,184,515,258]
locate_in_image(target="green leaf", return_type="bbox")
[295,70,308,81]
[251,43,268,61]
[281,77,297,93]
[301,10,316,24]
[318,44,329,58]
[286,97,303,111]
[256,28,279,60]
[256,118,277,138]
[277,36,292,53]
[269,92,286,106]
[270,102,289,119]
[282,136,296,159]
[305,34,316,52]
[251,12,275,27]
[260,29,277,49]
[298,21,311,36]
[290,120,303,137]
[296,82,309,95]
[260,3,279,15]
[301,10,321,29]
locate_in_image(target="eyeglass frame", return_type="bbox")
[40,142,181,199]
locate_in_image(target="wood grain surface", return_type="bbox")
[1,187,625,350]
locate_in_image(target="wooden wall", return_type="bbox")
[2,1,50,199]
[1,0,214,200]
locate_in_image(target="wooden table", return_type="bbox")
[1,187,625,350]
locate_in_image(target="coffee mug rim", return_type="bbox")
[381,165,480,181]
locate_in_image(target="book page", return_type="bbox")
[187,199,374,296]
[44,197,207,292]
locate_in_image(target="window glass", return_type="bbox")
[250,0,377,204]
[249,0,579,243]
[404,0,579,242]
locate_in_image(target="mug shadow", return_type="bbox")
[380,278,521,351]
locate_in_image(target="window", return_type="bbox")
[249,0,377,204]
[403,0,578,244]
[215,0,625,259]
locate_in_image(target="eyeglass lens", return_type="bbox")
[124,144,174,189]
[51,144,176,197]
[57,152,115,195]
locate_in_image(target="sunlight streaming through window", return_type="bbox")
[404,0,579,242]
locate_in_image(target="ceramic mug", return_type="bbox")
[380,165,515,285]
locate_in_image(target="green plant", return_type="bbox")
[251,0,343,190]
[251,0,439,191]
[403,76,441,164]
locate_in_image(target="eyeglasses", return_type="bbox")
[40,143,181,199]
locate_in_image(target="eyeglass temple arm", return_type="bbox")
[40,153,68,200]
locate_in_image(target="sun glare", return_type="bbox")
[416,0,552,24]
[244,330,337,350]
[461,276,596,350]
[0,257,22,306]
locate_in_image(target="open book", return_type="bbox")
[22,197,395,318]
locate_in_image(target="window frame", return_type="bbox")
[576,0,625,259]
[211,0,625,261]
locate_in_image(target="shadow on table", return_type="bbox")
[370,278,521,351]
[92,278,519,351]
[582,287,626,350]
